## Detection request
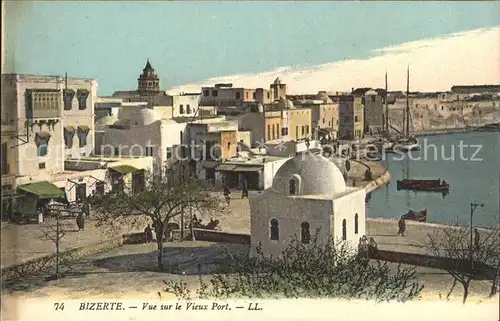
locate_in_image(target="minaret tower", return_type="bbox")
[138,59,160,95]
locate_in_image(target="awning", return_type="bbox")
[108,164,140,175]
[18,181,65,199]
[64,125,76,132]
[35,131,51,139]
[215,164,237,171]
[78,125,90,132]
[233,166,262,172]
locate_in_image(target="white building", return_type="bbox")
[249,152,366,258]
[100,107,187,174]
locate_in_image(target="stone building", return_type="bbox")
[360,89,385,135]
[249,152,366,257]
[200,83,272,113]
[337,95,364,140]
[0,74,153,220]
[295,92,339,141]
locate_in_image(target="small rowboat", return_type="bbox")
[397,179,450,192]
[402,209,427,222]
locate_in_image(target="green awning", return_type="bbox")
[18,181,65,199]
[109,164,140,175]
[233,166,262,172]
[215,164,237,171]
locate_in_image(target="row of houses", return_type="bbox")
[2,60,498,220]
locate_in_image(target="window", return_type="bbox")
[295,126,298,138]
[342,219,347,241]
[355,116,359,122]
[306,125,309,134]
[270,219,279,240]
[203,90,209,97]
[301,222,310,244]
[77,126,89,148]
[212,90,218,97]
[252,92,256,99]
[64,126,75,149]
[371,96,376,103]
[267,125,271,141]
[38,162,46,169]
[235,92,241,100]
[276,124,280,138]
[35,132,51,157]
[76,183,86,202]
[95,181,105,196]
[1,142,8,175]
[289,179,296,195]
[322,118,325,124]
[186,104,191,114]
[301,126,305,136]
[180,104,185,114]
[281,127,288,136]
[267,92,270,99]
[272,124,275,140]
[63,89,75,110]
[180,131,183,143]
[76,90,89,110]
[146,146,154,156]
[166,147,172,159]
[227,142,231,150]
[328,121,331,127]
[246,92,249,99]
[354,213,359,234]
[114,146,120,156]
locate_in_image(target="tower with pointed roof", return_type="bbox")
[137,59,160,95]
[270,77,287,101]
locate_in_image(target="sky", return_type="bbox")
[4,1,500,95]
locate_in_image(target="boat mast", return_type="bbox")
[406,65,410,137]
[385,71,389,136]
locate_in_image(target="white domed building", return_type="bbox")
[249,152,366,257]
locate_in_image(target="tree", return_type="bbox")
[90,163,229,271]
[164,231,423,301]
[38,211,72,279]
[423,226,500,304]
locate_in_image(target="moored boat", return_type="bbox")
[402,208,427,222]
[397,179,450,192]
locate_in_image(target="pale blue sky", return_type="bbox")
[4,1,499,95]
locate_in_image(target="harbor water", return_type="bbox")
[366,131,500,228]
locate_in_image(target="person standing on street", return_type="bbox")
[397,216,406,237]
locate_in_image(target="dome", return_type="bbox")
[272,152,346,196]
[95,115,118,127]
[315,92,333,104]
[137,108,160,126]
[277,97,294,109]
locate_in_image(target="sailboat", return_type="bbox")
[393,66,420,152]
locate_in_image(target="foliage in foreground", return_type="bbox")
[423,226,500,304]
[90,164,229,270]
[164,233,423,302]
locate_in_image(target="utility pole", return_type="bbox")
[385,71,389,136]
[470,202,484,273]
[406,66,410,137]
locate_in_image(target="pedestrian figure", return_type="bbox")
[144,224,153,243]
[223,185,231,204]
[82,202,90,218]
[241,181,249,199]
[76,212,85,231]
[397,216,406,236]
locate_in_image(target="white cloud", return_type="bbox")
[166,26,500,95]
